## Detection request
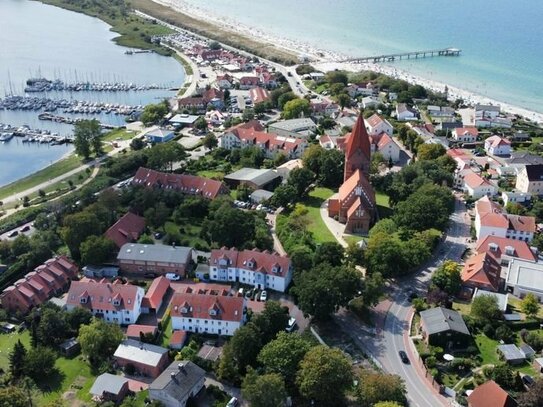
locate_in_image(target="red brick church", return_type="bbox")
[327,115,376,234]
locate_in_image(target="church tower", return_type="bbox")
[343,114,371,182]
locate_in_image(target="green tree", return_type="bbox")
[270,184,297,207]
[252,301,290,344]
[61,211,102,259]
[336,93,351,111]
[318,149,344,188]
[296,346,353,405]
[36,306,69,346]
[0,386,29,407]
[9,340,27,379]
[277,92,297,110]
[202,204,256,248]
[203,133,218,150]
[313,241,344,267]
[242,108,255,122]
[242,368,287,407]
[74,119,102,159]
[282,98,310,119]
[345,241,365,267]
[78,319,124,367]
[147,142,186,172]
[65,307,93,335]
[371,152,386,174]
[228,322,262,374]
[357,370,407,407]
[374,402,404,407]
[417,143,446,161]
[365,232,407,276]
[130,137,146,151]
[471,294,502,323]
[140,101,169,126]
[521,293,540,318]
[302,144,325,174]
[359,272,385,308]
[144,202,171,230]
[194,116,207,131]
[287,167,314,197]
[24,347,57,381]
[80,235,116,266]
[258,332,313,386]
[325,71,348,85]
[431,260,462,295]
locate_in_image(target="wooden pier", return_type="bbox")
[339,47,461,63]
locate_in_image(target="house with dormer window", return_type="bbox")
[209,248,293,292]
[66,279,144,325]
[170,292,245,336]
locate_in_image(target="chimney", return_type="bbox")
[178,362,186,372]
[170,372,176,381]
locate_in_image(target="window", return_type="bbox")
[125,318,130,322]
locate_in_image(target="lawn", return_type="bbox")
[509,295,543,318]
[375,190,393,218]
[102,128,137,142]
[452,300,472,315]
[474,333,500,365]
[0,330,31,372]
[164,218,209,250]
[197,170,225,180]
[160,314,173,348]
[303,187,336,244]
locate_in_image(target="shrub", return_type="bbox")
[483,323,495,338]
[466,345,479,356]
[525,331,543,351]
[425,356,437,368]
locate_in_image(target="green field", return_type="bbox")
[0,330,31,372]
[304,187,336,244]
[375,190,393,218]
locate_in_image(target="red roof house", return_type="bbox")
[126,324,158,340]
[141,276,170,313]
[461,252,502,296]
[476,235,537,263]
[105,212,146,248]
[467,380,517,407]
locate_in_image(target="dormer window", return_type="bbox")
[181,307,188,314]
[209,308,217,316]
[113,299,121,306]
[80,297,87,304]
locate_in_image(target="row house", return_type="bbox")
[132,167,229,200]
[117,243,193,278]
[66,279,144,325]
[239,76,260,90]
[0,256,78,315]
[170,291,245,336]
[210,247,293,292]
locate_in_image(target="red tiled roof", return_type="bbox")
[507,215,536,233]
[461,253,502,292]
[345,115,371,161]
[210,248,291,278]
[105,212,146,248]
[486,135,511,148]
[143,276,170,310]
[67,280,142,311]
[249,87,270,104]
[365,113,384,128]
[475,196,503,215]
[170,330,187,345]
[476,236,537,262]
[170,292,244,322]
[338,169,375,204]
[132,167,228,200]
[453,127,479,137]
[467,380,517,407]
[464,171,493,189]
[126,324,157,338]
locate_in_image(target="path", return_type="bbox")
[318,196,348,248]
[266,209,287,256]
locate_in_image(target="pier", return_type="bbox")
[339,47,461,63]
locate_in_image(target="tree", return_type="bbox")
[313,241,344,267]
[130,137,146,150]
[24,347,57,381]
[417,143,446,161]
[252,301,290,344]
[358,272,385,308]
[65,307,93,334]
[147,142,186,172]
[318,149,344,188]
[518,378,543,407]
[61,211,102,259]
[365,232,407,276]
[80,235,116,266]
[144,202,171,230]
[371,152,386,174]
[78,318,124,367]
[296,346,353,405]
[258,332,313,386]
[242,368,287,407]
[287,167,314,197]
[471,294,502,323]
[357,369,407,407]
[277,92,297,110]
[36,306,69,346]
[374,403,404,407]
[521,293,540,318]
[0,387,29,407]
[140,101,169,126]
[203,133,218,150]
[202,204,256,248]
[302,144,324,174]
[194,116,208,132]
[270,184,297,207]
[431,260,462,295]
[325,71,348,85]
[74,119,102,159]
[228,322,262,374]
[336,93,351,111]
[345,241,365,266]
[242,108,255,122]
[282,98,310,119]
[9,340,27,379]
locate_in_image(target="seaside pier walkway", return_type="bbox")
[339,47,461,63]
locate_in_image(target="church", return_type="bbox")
[327,114,376,234]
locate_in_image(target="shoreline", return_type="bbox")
[152,0,543,124]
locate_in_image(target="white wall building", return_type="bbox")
[365,113,393,136]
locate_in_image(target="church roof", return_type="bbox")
[345,115,371,161]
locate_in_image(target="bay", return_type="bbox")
[0,0,185,187]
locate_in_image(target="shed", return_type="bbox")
[90,373,129,403]
[59,337,80,357]
[146,128,174,143]
[519,343,536,359]
[169,330,187,350]
[497,344,525,365]
[197,343,223,362]
[250,189,274,204]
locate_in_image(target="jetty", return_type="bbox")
[24,77,165,93]
[339,47,461,63]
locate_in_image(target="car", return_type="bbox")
[19,225,31,233]
[226,397,239,407]
[286,317,297,332]
[238,288,244,296]
[260,290,268,301]
[7,230,18,238]
[399,350,409,364]
[165,273,181,281]
[245,289,253,300]
[154,232,164,239]
[522,374,535,387]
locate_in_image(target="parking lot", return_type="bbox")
[0,221,35,241]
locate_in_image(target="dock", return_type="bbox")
[339,47,461,63]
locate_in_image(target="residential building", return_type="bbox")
[249,87,270,105]
[461,252,502,297]
[146,129,174,144]
[209,247,293,292]
[177,97,206,113]
[462,171,497,199]
[0,256,78,315]
[370,133,401,163]
[90,373,129,403]
[224,168,282,190]
[328,115,376,234]
[105,212,146,249]
[170,292,245,336]
[475,104,501,119]
[467,380,517,407]
[396,103,417,121]
[149,361,205,407]
[117,243,193,278]
[475,235,537,265]
[132,167,229,200]
[515,164,543,195]
[506,258,543,301]
[114,339,170,378]
[126,324,158,340]
[452,127,478,143]
[239,76,260,89]
[501,191,531,207]
[484,135,511,156]
[361,96,379,109]
[310,101,339,118]
[276,159,303,181]
[66,279,144,325]
[427,105,455,118]
[141,276,170,314]
[365,113,393,136]
[419,307,471,349]
[215,74,233,89]
[268,118,317,139]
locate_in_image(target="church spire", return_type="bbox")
[344,114,371,181]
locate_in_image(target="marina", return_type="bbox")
[24,77,166,93]
[0,123,73,144]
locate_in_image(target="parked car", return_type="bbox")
[260,290,268,301]
[226,397,238,407]
[245,289,253,300]
[20,225,31,233]
[165,273,181,281]
[399,350,409,364]
[286,317,297,332]
[154,232,164,239]
[144,272,157,278]
[238,288,244,296]
[7,230,18,238]
[522,374,535,388]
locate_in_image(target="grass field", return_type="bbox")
[0,330,31,372]
[375,190,393,218]
[0,154,82,200]
[164,218,209,250]
[102,128,137,142]
[197,170,225,180]
[303,187,336,244]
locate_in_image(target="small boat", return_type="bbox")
[0,133,14,142]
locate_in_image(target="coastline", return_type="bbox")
[151,0,543,124]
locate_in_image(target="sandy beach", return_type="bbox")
[152,0,543,124]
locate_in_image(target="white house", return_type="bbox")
[501,191,532,207]
[475,104,501,119]
[365,113,393,136]
[371,133,401,163]
[463,171,497,199]
[452,127,478,143]
[515,165,543,195]
[396,103,417,121]
[484,135,511,156]
[209,247,293,292]
[506,258,543,302]
[170,292,245,336]
[215,74,233,89]
[361,96,379,109]
[66,279,144,325]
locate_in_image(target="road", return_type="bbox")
[335,196,470,407]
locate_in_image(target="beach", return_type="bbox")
[152,0,543,125]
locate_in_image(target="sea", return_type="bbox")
[0,0,185,187]
[183,0,543,114]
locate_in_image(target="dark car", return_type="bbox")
[144,272,157,278]
[7,230,18,238]
[399,350,409,364]
[20,225,31,233]
[522,374,535,387]
[154,232,163,239]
